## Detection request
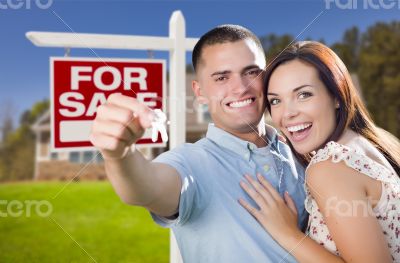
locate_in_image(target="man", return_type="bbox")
[90,25,307,262]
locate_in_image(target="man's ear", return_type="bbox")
[192,80,208,104]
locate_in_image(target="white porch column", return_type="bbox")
[168,10,186,263]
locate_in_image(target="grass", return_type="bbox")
[0,181,169,263]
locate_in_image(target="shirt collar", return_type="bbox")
[206,123,280,161]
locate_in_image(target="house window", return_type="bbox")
[69,152,80,163]
[50,152,58,160]
[95,152,104,163]
[68,151,103,164]
[203,109,211,122]
[197,104,212,123]
[83,151,94,163]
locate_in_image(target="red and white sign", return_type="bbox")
[50,57,166,151]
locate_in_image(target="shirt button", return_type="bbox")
[263,164,270,172]
[244,153,250,160]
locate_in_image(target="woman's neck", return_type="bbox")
[337,129,359,146]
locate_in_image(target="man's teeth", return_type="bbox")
[287,123,312,132]
[228,98,253,108]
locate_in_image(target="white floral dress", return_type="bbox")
[305,141,400,261]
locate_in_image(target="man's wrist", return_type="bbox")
[102,145,136,161]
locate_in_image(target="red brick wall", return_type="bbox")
[36,161,106,181]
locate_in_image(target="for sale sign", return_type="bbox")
[50,57,166,151]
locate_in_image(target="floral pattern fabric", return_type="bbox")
[304,141,400,261]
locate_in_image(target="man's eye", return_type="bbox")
[246,69,262,76]
[298,92,312,99]
[269,98,280,105]
[215,76,227,82]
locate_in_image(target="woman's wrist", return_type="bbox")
[280,230,306,252]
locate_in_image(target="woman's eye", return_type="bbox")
[298,92,312,99]
[269,98,280,105]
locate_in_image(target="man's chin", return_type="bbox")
[212,113,264,131]
[225,121,263,133]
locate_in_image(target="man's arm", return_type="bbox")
[90,93,181,217]
[104,150,181,217]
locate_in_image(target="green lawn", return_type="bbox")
[0,181,169,263]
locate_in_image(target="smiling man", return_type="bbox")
[90,25,307,262]
[192,37,267,145]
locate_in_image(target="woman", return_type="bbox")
[239,41,400,262]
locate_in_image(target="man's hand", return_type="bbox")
[90,93,155,160]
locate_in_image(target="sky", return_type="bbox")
[0,0,399,125]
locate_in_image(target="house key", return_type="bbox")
[151,109,168,143]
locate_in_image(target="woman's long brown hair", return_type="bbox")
[264,41,400,175]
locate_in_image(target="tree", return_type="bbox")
[1,118,13,143]
[260,33,294,63]
[331,26,360,72]
[0,99,49,181]
[0,101,15,143]
[358,22,400,138]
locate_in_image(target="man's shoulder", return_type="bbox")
[153,138,211,163]
[173,138,210,154]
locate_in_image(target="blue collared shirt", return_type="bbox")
[152,124,307,263]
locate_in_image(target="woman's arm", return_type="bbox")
[239,160,392,263]
[306,160,392,262]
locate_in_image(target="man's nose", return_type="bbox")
[231,75,250,94]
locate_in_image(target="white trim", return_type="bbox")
[37,156,50,162]
[50,56,168,63]
[32,109,50,127]
[168,11,185,263]
[196,104,205,124]
[26,31,198,51]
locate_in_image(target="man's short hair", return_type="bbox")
[192,24,264,72]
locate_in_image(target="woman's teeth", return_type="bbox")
[287,123,312,132]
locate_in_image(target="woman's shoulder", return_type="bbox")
[307,141,358,179]
[305,146,363,194]
[306,139,398,189]
[309,141,352,165]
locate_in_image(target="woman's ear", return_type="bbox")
[192,80,208,104]
[335,98,340,109]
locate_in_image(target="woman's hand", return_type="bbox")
[239,173,302,246]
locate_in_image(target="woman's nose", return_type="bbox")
[283,103,299,119]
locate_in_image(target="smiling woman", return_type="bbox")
[239,41,400,263]
[267,59,338,154]
[264,41,400,172]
